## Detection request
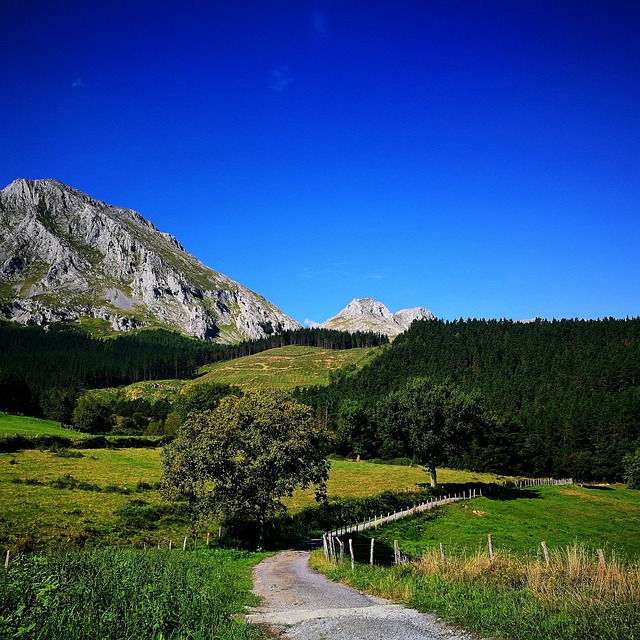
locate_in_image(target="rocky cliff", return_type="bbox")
[0,179,301,341]
[321,298,435,336]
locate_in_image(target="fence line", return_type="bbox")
[323,533,608,571]
[324,477,572,541]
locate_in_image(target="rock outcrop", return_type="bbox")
[0,179,301,341]
[321,298,435,336]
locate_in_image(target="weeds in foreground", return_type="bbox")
[313,544,640,640]
[0,547,267,640]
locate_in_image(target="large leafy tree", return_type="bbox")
[378,377,493,487]
[173,382,242,422]
[72,393,115,434]
[160,389,329,548]
[336,399,376,459]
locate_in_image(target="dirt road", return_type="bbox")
[246,549,482,639]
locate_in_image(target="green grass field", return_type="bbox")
[0,448,178,549]
[0,447,506,549]
[190,345,379,390]
[355,484,640,560]
[313,484,640,640]
[286,460,506,509]
[0,412,81,438]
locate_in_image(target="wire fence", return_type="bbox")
[322,477,573,566]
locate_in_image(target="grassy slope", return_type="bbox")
[312,485,640,640]
[0,412,82,438]
[286,460,507,509]
[1,449,506,548]
[0,448,176,548]
[190,345,379,391]
[79,344,379,402]
[355,484,640,560]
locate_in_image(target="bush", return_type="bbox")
[367,457,418,467]
[0,433,172,453]
[54,449,84,458]
[623,447,640,489]
[0,434,73,453]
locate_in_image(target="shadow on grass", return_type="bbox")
[436,482,543,502]
[484,487,543,501]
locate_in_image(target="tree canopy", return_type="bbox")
[377,378,494,486]
[296,317,640,481]
[160,389,330,548]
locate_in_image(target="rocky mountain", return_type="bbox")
[321,298,435,336]
[0,179,301,342]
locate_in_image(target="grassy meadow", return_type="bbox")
[190,345,379,390]
[1,439,508,550]
[313,543,640,640]
[313,484,640,640]
[353,484,640,560]
[0,447,182,549]
[285,459,506,509]
[0,412,81,438]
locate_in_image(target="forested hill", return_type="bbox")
[0,322,387,415]
[297,318,640,482]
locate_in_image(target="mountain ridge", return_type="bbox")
[0,178,300,342]
[321,297,435,336]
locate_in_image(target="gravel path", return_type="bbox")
[246,549,483,639]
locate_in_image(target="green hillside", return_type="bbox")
[189,345,381,391]
[298,317,640,482]
[0,412,82,438]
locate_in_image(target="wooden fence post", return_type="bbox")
[183,536,188,551]
[4,550,9,570]
[541,541,550,566]
[439,543,446,565]
[169,540,172,551]
[488,534,494,561]
[394,540,400,565]
[349,539,355,570]
[337,537,345,564]
[323,534,329,561]
[370,538,375,566]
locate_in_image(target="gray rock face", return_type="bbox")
[0,179,301,341]
[321,298,435,337]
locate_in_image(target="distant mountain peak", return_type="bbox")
[321,298,435,336]
[0,179,300,342]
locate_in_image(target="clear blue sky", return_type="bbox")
[2,1,639,325]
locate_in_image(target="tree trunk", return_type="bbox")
[428,466,438,487]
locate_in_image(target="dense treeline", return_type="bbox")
[0,321,386,418]
[204,327,388,362]
[296,318,640,482]
[0,323,216,413]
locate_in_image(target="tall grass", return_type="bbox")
[312,544,640,640]
[0,547,267,639]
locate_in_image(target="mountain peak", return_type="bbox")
[321,298,435,336]
[0,179,300,342]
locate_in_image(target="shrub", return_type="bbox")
[623,447,640,489]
